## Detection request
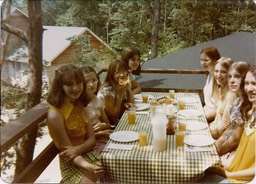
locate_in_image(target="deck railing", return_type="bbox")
[0,68,207,183]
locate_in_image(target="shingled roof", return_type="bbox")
[138,32,256,91]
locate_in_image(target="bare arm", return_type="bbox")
[47,110,95,164]
[131,80,141,95]
[226,167,255,181]
[205,108,216,123]
[216,125,244,156]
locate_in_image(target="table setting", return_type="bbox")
[100,92,220,183]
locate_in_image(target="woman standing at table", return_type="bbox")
[200,46,221,123]
[205,64,255,183]
[210,57,237,139]
[80,66,112,152]
[97,59,134,128]
[121,47,142,95]
[47,64,104,183]
[215,61,250,156]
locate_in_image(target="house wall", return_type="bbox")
[2,11,29,85]
[2,12,28,49]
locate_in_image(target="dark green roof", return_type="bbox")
[138,32,255,90]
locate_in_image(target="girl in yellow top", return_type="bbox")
[47,64,104,184]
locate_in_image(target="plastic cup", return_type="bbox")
[168,90,175,99]
[139,132,147,146]
[127,109,136,124]
[178,100,185,110]
[175,130,185,147]
[179,122,186,131]
[142,95,149,103]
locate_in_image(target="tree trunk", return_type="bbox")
[14,0,43,179]
[151,0,160,58]
[146,0,160,59]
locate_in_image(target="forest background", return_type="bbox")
[9,0,256,61]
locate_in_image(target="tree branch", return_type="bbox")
[1,21,29,45]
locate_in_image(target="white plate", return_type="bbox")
[178,97,198,104]
[135,103,150,111]
[110,131,139,142]
[134,94,154,100]
[184,135,214,146]
[178,109,204,117]
[186,121,208,131]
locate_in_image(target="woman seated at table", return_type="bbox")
[215,61,250,156]
[80,66,113,152]
[97,59,134,128]
[200,46,221,123]
[205,64,255,183]
[210,57,237,139]
[47,65,104,183]
[121,47,142,95]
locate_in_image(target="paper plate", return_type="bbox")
[178,97,198,104]
[135,103,150,111]
[184,135,214,146]
[186,121,208,131]
[110,131,139,142]
[134,94,154,100]
[178,109,204,117]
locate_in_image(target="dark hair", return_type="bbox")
[104,59,127,87]
[80,66,100,94]
[47,64,89,108]
[121,47,141,75]
[200,46,221,62]
[240,64,255,121]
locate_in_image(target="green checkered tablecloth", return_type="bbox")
[100,92,220,183]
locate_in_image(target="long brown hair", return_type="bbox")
[80,66,100,94]
[103,59,127,87]
[240,64,256,121]
[121,47,141,75]
[47,64,89,108]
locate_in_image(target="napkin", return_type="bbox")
[106,143,134,150]
[136,111,149,114]
[184,144,212,152]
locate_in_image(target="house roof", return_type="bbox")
[138,32,256,90]
[43,26,116,65]
[43,26,86,64]
[7,8,115,66]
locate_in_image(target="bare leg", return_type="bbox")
[80,171,98,184]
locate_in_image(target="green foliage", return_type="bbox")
[40,0,256,61]
[1,82,26,110]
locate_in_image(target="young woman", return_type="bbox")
[80,66,112,152]
[210,57,236,139]
[200,46,221,122]
[47,64,104,183]
[215,61,250,156]
[121,47,142,95]
[205,64,255,183]
[97,60,134,128]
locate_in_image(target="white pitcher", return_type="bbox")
[151,112,168,151]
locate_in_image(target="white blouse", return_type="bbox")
[203,75,215,114]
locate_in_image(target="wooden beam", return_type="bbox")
[1,101,50,152]
[12,142,59,183]
[140,69,207,74]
